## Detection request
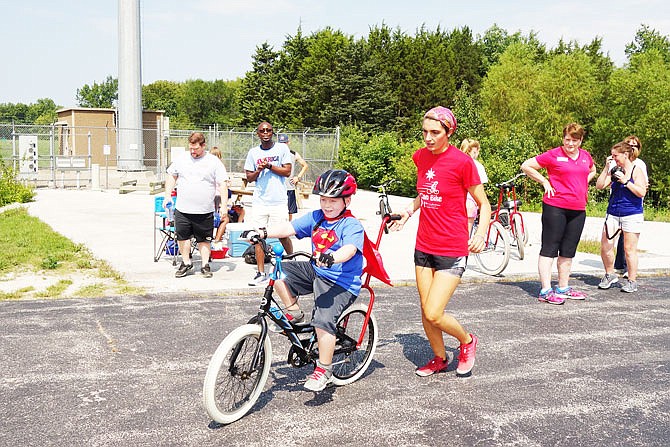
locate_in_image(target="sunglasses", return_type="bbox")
[258,128,273,134]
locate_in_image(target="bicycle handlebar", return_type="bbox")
[495,172,526,188]
[281,251,314,261]
[371,180,398,192]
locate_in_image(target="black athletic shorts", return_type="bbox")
[287,190,298,214]
[174,209,213,243]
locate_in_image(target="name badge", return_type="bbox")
[556,156,568,162]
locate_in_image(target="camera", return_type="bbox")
[610,165,625,177]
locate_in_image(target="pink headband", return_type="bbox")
[424,106,457,135]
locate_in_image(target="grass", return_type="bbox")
[577,238,602,255]
[0,207,138,300]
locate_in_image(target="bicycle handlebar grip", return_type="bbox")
[388,214,402,221]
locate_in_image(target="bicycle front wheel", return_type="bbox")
[330,304,378,386]
[202,324,272,425]
[474,221,511,276]
[512,214,525,260]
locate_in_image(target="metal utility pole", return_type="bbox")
[117,0,144,171]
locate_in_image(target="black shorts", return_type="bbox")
[539,203,586,258]
[174,210,213,243]
[413,249,467,278]
[287,190,298,214]
[280,261,357,335]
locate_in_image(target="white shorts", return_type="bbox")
[605,213,644,235]
[250,204,288,228]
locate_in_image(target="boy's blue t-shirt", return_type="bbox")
[291,209,365,295]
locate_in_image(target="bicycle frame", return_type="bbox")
[244,207,398,371]
[492,173,526,236]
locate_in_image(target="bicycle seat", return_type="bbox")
[501,199,522,209]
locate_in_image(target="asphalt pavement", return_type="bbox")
[1,277,668,446]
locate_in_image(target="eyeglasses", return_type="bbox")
[258,128,273,134]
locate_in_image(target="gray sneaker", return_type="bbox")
[598,273,619,289]
[201,263,212,278]
[248,271,268,286]
[175,262,193,278]
[621,280,638,293]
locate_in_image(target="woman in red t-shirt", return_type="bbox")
[392,106,491,378]
[521,122,596,305]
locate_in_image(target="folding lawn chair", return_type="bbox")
[153,196,179,265]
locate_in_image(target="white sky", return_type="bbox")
[1,0,668,107]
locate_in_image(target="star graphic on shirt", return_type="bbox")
[426,168,436,180]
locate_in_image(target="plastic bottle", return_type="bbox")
[165,201,175,222]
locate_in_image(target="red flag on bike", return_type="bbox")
[313,210,392,286]
[362,232,392,286]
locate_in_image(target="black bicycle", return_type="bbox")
[202,210,398,424]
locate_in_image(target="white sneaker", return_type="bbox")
[248,271,268,286]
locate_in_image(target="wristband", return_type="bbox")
[406,207,414,218]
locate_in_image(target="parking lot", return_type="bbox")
[1,276,669,446]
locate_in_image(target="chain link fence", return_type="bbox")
[0,123,339,189]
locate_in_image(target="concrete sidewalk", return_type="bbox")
[19,187,670,295]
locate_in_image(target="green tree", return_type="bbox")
[76,76,118,108]
[625,24,670,63]
[143,80,183,117]
[480,43,603,150]
[29,98,59,124]
[239,43,282,126]
[593,49,670,207]
[321,38,395,131]
[296,28,352,128]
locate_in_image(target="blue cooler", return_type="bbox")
[227,223,252,257]
[226,223,281,257]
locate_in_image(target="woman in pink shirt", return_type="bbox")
[521,123,596,305]
[393,106,491,378]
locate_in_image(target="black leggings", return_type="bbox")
[539,203,586,258]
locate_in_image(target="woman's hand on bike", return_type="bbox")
[388,209,410,231]
[468,233,486,253]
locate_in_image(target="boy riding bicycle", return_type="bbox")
[243,169,364,391]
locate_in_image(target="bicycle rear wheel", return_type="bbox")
[202,324,272,424]
[512,214,525,260]
[330,304,378,386]
[474,221,510,276]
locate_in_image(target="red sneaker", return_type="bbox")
[456,334,478,377]
[415,356,448,377]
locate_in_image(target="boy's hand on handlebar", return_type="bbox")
[468,233,486,253]
[315,252,335,268]
[240,229,261,243]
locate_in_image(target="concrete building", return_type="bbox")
[55,107,166,168]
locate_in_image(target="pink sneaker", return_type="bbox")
[456,334,478,376]
[554,286,586,300]
[538,289,565,305]
[415,356,448,377]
